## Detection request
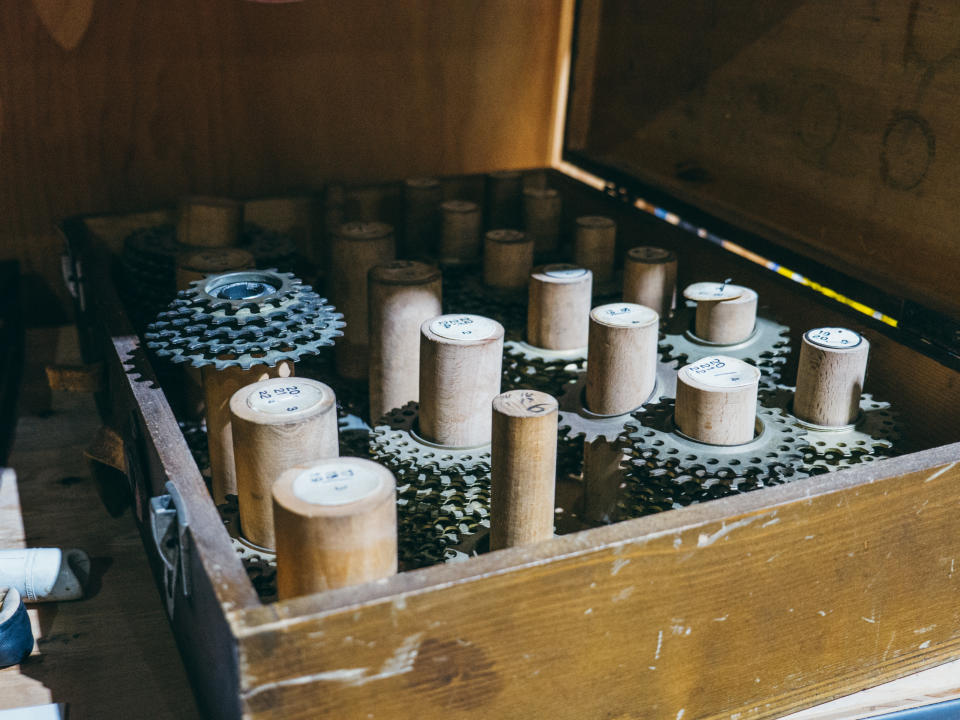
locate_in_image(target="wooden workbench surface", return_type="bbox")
[0,326,199,719]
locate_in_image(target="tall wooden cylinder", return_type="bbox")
[176,196,243,248]
[230,378,339,549]
[793,328,870,426]
[675,356,760,445]
[574,216,616,284]
[419,314,504,447]
[491,390,558,549]
[585,303,660,415]
[486,170,523,229]
[403,177,442,259]
[686,283,758,344]
[368,261,443,423]
[523,187,562,254]
[527,264,593,350]
[483,230,533,289]
[439,200,482,265]
[202,361,294,503]
[273,458,397,599]
[330,221,396,380]
[175,248,255,291]
[623,246,678,318]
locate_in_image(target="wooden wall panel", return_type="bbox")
[0,1,564,322]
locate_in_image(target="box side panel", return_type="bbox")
[236,452,960,720]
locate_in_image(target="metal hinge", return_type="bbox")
[149,481,191,619]
[60,254,85,312]
[899,301,960,363]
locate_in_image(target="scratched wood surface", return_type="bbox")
[0,0,564,322]
[567,0,960,320]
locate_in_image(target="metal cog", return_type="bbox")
[557,358,681,443]
[218,495,277,602]
[502,340,586,395]
[758,386,900,474]
[660,303,791,383]
[370,402,492,471]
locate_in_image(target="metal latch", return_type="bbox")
[149,481,191,619]
[59,254,85,311]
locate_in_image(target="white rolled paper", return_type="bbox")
[0,548,88,602]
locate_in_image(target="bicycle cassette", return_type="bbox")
[502,340,586,395]
[145,269,344,370]
[759,386,900,473]
[660,303,791,383]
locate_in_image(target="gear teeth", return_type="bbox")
[501,340,586,395]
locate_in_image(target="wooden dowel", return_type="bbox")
[347,187,385,222]
[574,216,616,284]
[527,264,593,350]
[176,196,243,248]
[523,187,561,254]
[485,170,523,229]
[439,200,482,265]
[273,458,397,599]
[329,221,396,380]
[582,437,625,524]
[685,282,757,344]
[202,361,294,503]
[793,328,870,426]
[585,303,660,416]
[491,390,558,549]
[483,229,533,290]
[419,314,504,447]
[403,177,442,259]
[175,248,255,292]
[230,378,339,549]
[368,261,443,423]
[675,355,760,445]
[623,246,678,318]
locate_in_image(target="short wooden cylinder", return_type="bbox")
[230,378,339,549]
[675,356,760,445]
[523,187,562,253]
[176,196,243,248]
[483,230,534,289]
[491,390,558,550]
[693,287,758,344]
[403,177,442,259]
[368,261,443,423]
[330,221,396,380]
[623,246,678,318]
[485,170,523,229]
[793,328,870,427]
[585,303,660,416]
[175,248,255,291]
[573,216,617,284]
[439,200,482,265]
[419,314,505,447]
[202,361,294,503]
[273,458,397,599]
[527,264,593,350]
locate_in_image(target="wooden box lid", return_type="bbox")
[565,1,960,321]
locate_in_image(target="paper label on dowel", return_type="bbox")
[684,281,743,302]
[293,461,384,506]
[430,314,499,341]
[247,382,326,415]
[593,303,658,327]
[805,327,862,349]
[544,264,589,279]
[683,356,758,388]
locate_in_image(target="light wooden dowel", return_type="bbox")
[793,328,870,426]
[623,246,678,318]
[176,196,243,248]
[439,200,482,265]
[491,390,558,549]
[419,314,504,447]
[330,221,396,380]
[675,355,760,445]
[368,261,443,423]
[685,282,758,344]
[175,248,255,292]
[273,458,397,599]
[582,437,625,524]
[403,177,441,259]
[585,303,660,416]
[527,264,593,350]
[574,216,616,284]
[523,187,561,254]
[202,361,294,503]
[483,230,533,289]
[485,170,523,229]
[230,377,339,549]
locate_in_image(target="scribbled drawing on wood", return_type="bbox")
[31,0,95,51]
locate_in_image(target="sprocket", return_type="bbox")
[501,340,586,395]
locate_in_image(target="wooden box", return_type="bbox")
[61,3,960,718]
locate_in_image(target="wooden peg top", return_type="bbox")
[590,302,659,329]
[684,280,744,303]
[627,246,676,265]
[492,389,559,419]
[229,377,336,427]
[422,313,504,346]
[369,260,442,286]
[686,282,758,344]
[793,327,870,427]
[405,177,441,190]
[336,221,394,241]
[274,458,395,518]
[675,355,760,445]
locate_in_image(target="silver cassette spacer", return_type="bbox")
[502,340,587,395]
[758,386,899,472]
